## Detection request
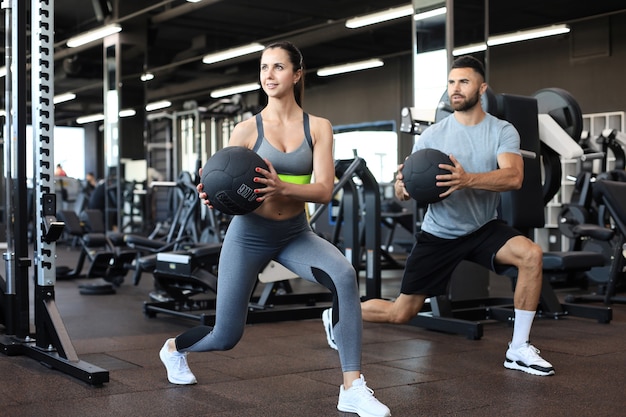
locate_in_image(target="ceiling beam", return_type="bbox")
[151,0,224,24]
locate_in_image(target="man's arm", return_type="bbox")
[437,152,523,197]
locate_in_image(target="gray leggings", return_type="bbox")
[175,211,362,372]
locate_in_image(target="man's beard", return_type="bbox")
[451,90,481,112]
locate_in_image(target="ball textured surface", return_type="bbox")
[402,148,452,206]
[201,146,268,215]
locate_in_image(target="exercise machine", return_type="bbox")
[55,209,137,294]
[557,170,623,289]
[564,179,626,305]
[310,157,383,299]
[143,247,220,324]
[124,172,203,286]
[0,1,107,385]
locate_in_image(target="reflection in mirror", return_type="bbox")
[104,43,120,168]
[412,0,490,124]
[104,40,122,230]
[333,130,398,184]
[452,0,487,65]
[412,1,447,123]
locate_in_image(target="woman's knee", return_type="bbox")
[214,334,242,351]
[312,263,357,293]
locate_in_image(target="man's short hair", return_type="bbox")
[451,56,485,80]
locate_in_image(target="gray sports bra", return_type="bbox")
[252,113,314,184]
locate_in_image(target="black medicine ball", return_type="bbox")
[201,146,268,215]
[402,148,452,206]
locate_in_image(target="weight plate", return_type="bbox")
[533,87,583,142]
[558,204,588,239]
[540,143,562,205]
[582,238,613,284]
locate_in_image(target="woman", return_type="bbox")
[159,41,390,417]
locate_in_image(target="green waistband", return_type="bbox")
[278,173,312,184]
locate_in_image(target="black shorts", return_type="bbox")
[400,220,521,296]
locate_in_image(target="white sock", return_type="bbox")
[511,309,535,349]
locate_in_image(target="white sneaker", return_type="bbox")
[159,340,198,384]
[504,342,555,376]
[322,308,338,350]
[338,375,391,417]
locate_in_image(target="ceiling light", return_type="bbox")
[76,109,136,124]
[76,113,105,124]
[202,43,265,65]
[66,24,122,48]
[140,72,154,82]
[346,4,413,29]
[487,24,570,47]
[452,43,487,56]
[119,109,137,118]
[0,66,6,78]
[146,100,172,112]
[414,7,447,22]
[53,92,76,104]
[210,82,261,98]
[186,0,203,2]
[317,59,384,77]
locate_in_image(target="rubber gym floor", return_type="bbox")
[0,243,625,417]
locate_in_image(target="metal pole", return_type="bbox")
[0,0,108,386]
[32,0,61,346]
[2,0,14,283]
[2,0,16,336]
[1,0,30,339]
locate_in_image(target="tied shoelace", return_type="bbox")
[526,345,549,363]
[353,381,377,400]
[173,352,189,371]
[523,344,541,356]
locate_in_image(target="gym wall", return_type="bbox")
[304,54,415,169]
[302,11,625,166]
[76,11,623,177]
[488,12,626,114]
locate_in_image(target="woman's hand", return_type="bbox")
[196,167,212,207]
[394,163,410,201]
[252,159,280,201]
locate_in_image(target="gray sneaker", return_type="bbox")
[159,340,198,384]
[322,308,338,350]
[504,342,555,376]
[337,374,391,417]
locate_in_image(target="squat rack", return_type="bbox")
[0,0,108,386]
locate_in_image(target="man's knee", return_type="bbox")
[505,236,543,270]
[522,242,543,270]
[389,309,416,324]
[389,295,425,324]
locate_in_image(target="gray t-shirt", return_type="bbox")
[412,113,520,239]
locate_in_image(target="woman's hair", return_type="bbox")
[262,41,305,106]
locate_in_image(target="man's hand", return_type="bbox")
[435,154,463,198]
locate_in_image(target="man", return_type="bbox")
[55,164,67,176]
[323,55,554,377]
